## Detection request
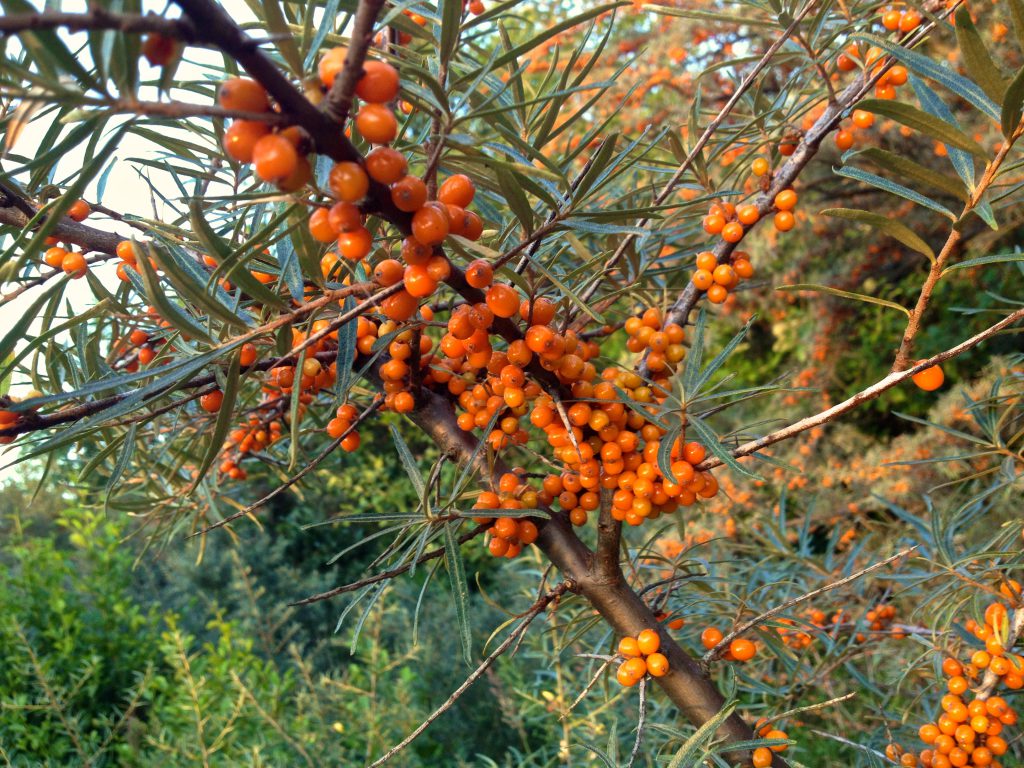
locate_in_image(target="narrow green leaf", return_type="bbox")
[909,75,975,190]
[1001,65,1024,138]
[955,8,1007,103]
[820,208,935,262]
[260,0,303,73]
[777,283,910,316]
[694,316,755,394]
[688,416,759,479]
[443,521,473,664]
[658,425,683,484]
[835,166,957,219]
[941,252,1024,275]
[855,99,987,157]
[303,0,342,69]
[495,166,536,234]
[0,281,64,375]
[391,425,425,496]
[666,702,737,768]
[850,147,967,201]
[439,0,463,66]
[134,252,214,344]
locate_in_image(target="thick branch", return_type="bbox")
[321,0,387,124]
[0,10,198,40]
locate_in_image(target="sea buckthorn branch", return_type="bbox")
[190,395,385,537]
[2,93,294,126]
[289,521,492,607]
[642,8,954,372]
[892,119,1024,372]
[0,197,123,256]
[571,0,822,314]
[365,580,572,768]
[701,546,917,667]
[595,489,623,582]
[0,9,199,40]
[977,605,1024,699]
[171,0,363,166]
[692,307,1024,473]
[321,0,388,125]
[399,382,778,766]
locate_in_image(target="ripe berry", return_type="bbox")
[329,162,370,202]
[852,109,875,128]
[721,221,744,243]
[223,120,270,163]
[338,228,373,261]
[374,258,404,286]
[390,175,428,212]
[618,636,641,657]
[200,390,224,413]
[752,747,772,767]
[365,147,408,184]
[465,259,493,289]
[252,135,299,183]
[751,158,769,176]
[61,251,87,278]
[355,104,398,144]
[701,627,723,649]
[729,637,757,661]
[328,202,363,233]
[774,211,795,232]
[67,199,91,222]
[438,174,476,207]
[403,265,437,297]
[308,208,337,242]
[774,189,797,210]
[355,59,400,103]
[44,246,67,268]
[411,202,450,246]
[637,629,660,655]
[219,78,269,113]
[835,129,854,150]
[646,652,669,677]
[486,284,520,318]
[912,363,944,391]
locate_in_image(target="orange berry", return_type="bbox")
[618,636,641,657]
[337,228,373,261]
[318,47,348,89]
[912,363,944,391]
[328,201,363,233]
[403,264,438,297]
[355,103,398,144]
[646,652,669,677]
[835,129,854,150]
[706,284,728,303]
[252,134,298,183]
[308,207,337,242]
[240,343,257,366]
[411,202,450,246]
[729,638,756,662]
[438,174,476,207]
[465,259,493,289]
[637,629,660,655]
[67,199,91,222]
[61,251,87,278]
[329,161,370,203]
[737,204,759,225]
[374,258,404,286]
[223,120,270,162]
[752,747,772,768]
[700,626,723,649]
[200,390,224,413]
[692,269,713,291]
[774,211,795,232]
[365,146,408,184]
[390,175,428,212]
[486,284,520,318]
[852,109,875,128]
[219,77,269,112]
[721,221,744,243]
[355,59,400,103]
[44,246,67,268]
[751,158,769,176]
[774,189,797,210]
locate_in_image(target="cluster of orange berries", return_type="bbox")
[40,199,92,278]
[472,475,541,557]
[837,43,910,100]
[220,78,312,190]
[689,248,755,304]
[879,6,923,35]
[615,628,670,686]
[898,582,1022,768]
[325,403,362,452]
[699,626,758,662]
[750,719,792,767]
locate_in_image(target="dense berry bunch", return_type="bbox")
[615,629,670,686]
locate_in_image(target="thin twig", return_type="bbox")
[289,523,490,606]
[321,0,387,125]
[365,582,570,767]
[703,547,916,665]
[695,309,1024,472]
[189,396,384,537]
[626,676,647,768]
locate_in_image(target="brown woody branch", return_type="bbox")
[694,307,1024,472]
[321,0,387,125]
[0,9,199,40]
